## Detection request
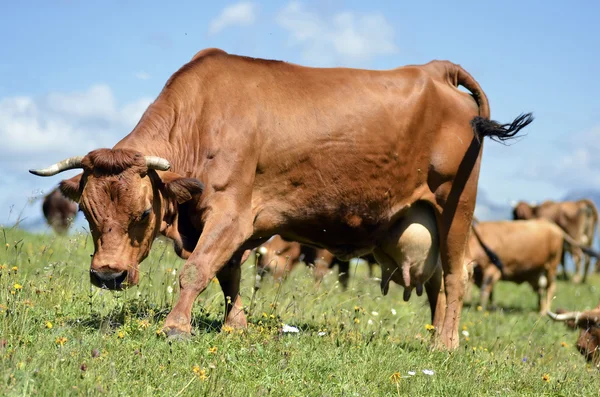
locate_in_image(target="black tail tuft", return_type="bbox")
[471,112,534,144]
[481,244,504,273]
[471,225,504,273]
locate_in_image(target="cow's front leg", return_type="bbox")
[163,207,253,337]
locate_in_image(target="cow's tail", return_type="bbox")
[471,222,504,274]
[562,231,600,259]
[438,61,534,143]
[581,198,599,244]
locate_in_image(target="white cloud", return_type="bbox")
[526,125,600,191]
[276,2,397,66]
[0,85,152,166]
[209,2,256,35]
[0,85,153,226]
[135,71,151,80]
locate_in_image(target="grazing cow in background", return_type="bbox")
[547,305,600,365]
[513,199,598,283]
[42,187,78,234]
[253,235,377,290]
[29,48,533,350]
[466,219,599,314]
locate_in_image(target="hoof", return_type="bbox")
[163,327,193,341]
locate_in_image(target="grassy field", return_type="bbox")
[1,227,599,396]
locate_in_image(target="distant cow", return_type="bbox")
[466,219,599,314]
[253,235,377,289]
[547,305,600,365]
[42,187,77,234]
[513,199,598,283]
[30,48,532,350]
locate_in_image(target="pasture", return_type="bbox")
[1,227,599,396]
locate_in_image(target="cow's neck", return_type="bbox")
[113,89,200,177]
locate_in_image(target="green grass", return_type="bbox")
[0,227,598,396]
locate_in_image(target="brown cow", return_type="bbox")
[513,199,598,283]
[547,305,600,365]
[466,219,599,314]
[29,48,532,350]
[42,187,78,234]
[254,235,377,289]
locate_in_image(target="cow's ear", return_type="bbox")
[160,172,204,204]
[59,174,83,202]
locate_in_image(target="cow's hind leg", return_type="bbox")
[571,248,583,284]
[216,252,248,329]
[582,249,592,284]
[337,260,350,290]
[479,267,501,311]
[434,185,478,350]
[162,203,253,337]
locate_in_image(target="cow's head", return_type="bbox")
[30,148,204,290]
[548,309,600,365]
[512,201,535,220]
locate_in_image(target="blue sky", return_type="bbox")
[1,0,599,228]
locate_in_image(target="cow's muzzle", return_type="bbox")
[90,269,128,290]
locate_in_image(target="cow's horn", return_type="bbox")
[145,156,171,171]
[29,156,84,177]
[547,310,581,322]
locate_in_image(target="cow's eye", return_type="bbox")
[141,208,152,221]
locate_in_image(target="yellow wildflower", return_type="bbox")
[13,283,22,290]
[425,324,435,331]
[137,320,150,329]
[542,374,550,382]
[390,372,402,384]
[45,321,53,329]
[354,318,360,324]
[222,325,234,334]
[117,331,125,339]
[12,266,18,272]
[561,341,568,348]
[55,337,68,346]
[192,365,208,381]
[262,312,268,318]
[208,346,217,354]
[476,305,483,311]
[462,325,468,331]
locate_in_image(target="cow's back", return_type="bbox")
[184,54,481,251]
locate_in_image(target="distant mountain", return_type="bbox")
[562,189,600,209]
[474,190,512,221]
